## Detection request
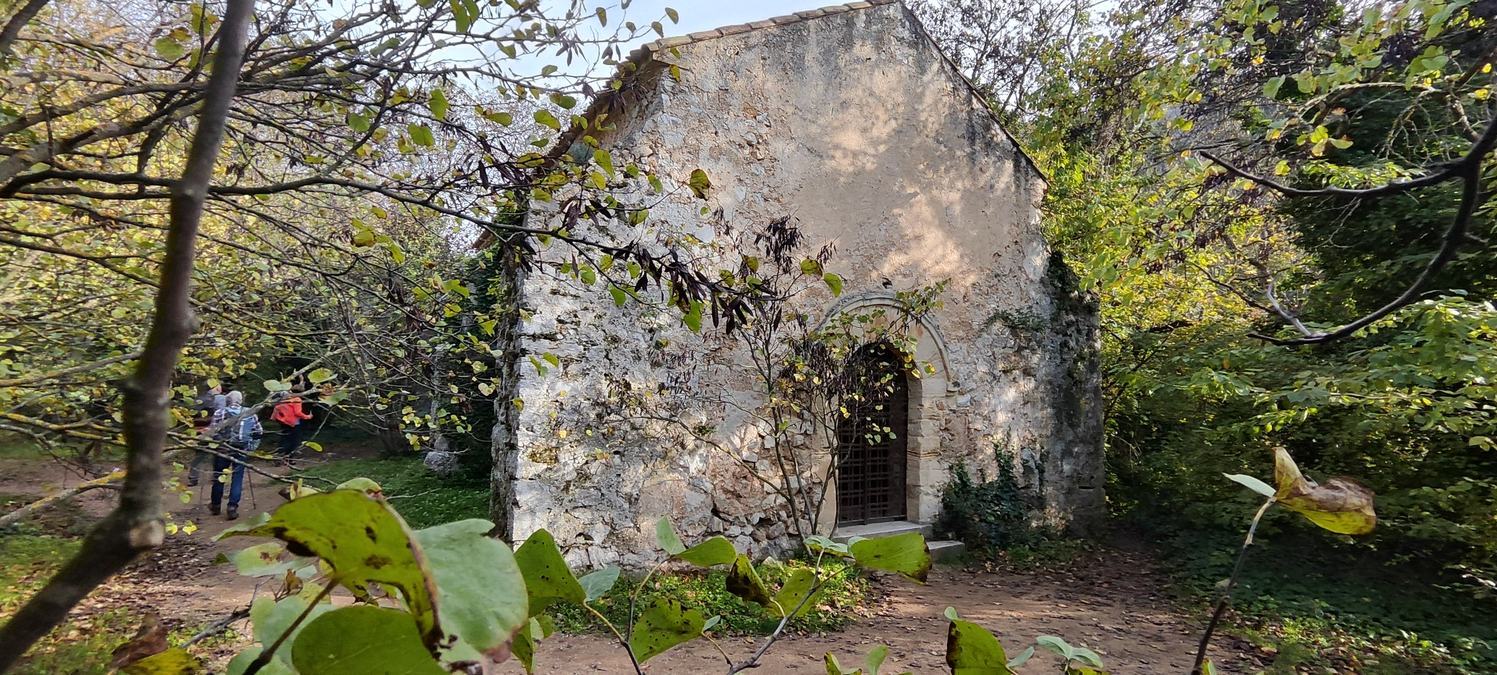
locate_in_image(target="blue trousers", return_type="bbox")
[211,447,247,508]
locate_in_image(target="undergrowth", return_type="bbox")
[296,456,487,529]
[548,557,868,636]
[1146,511,1497,674]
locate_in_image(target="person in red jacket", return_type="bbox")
[272,393,313,456]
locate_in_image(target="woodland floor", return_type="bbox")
[0,448,1266,674]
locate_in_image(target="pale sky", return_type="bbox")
[618,0,848,37]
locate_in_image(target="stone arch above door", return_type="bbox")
[813,291,959,531]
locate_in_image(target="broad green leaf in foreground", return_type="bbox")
[724,553,773,607]
[849,532,931,582]
[628,598,706,663]
[772,567,823,619]
[945,609,1013,675]
[655,516,686,554]
[219,490,441,646]
[514,528,586,611]
[291,606,446,675]
[229,542,312,578]
[579,566,621,602]
[511,616,555,675]
[414,519,528,662]
[234,589,333,673]
[1272,448,1377,535]
[676,536,736,567]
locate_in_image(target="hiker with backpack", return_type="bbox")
[209,390,261,520]
[272,391,314,458]
[186,383,223,487]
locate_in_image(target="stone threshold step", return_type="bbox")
[830,520,934,543]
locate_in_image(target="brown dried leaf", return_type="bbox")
[1272,448,1377,535]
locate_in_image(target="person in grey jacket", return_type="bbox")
[209,391,261,519]
[186,384,222,487]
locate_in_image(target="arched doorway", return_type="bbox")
[836,343,909,526]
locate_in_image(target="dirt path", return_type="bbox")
[505,550,1261,674]
[4,454,1262,673]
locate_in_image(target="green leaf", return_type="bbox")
[655,517,687,554]
[414,519,528,661]
[511,616,554,674]
[683,300,704,333]
[676,536,736,567]
[609,285,628,307]
[824,652,854,675]
[595,6,607,26]
[307,368,335,385]
[594,149,615,177]
[230,542,309,578]
[409,124,435,147]
[219,491,440,646]
[428,89,449,121]
[803,535,850,557]
[291,606,445,675]
[724,554,773,606]
[153,37,185,60]
[850,532,931,582]
[351,225,376,248]
[945,618,1013,675]
[264,379,291,393]
[1273,448,1377,535]
[121,648,200,675]
[579,566,620,602]
[346,111,371,133]
[241,589,333,673]
[1006,646,1035,669]
[1262,75,1285,99]
[533,109,560,130]
[1224,473,1275,498]
[823,272,844,297]
[799,258,823,276]
[687,168,711,199]
[664,7,679,23]
[628,598,705,663]
[772,567,823,618]
[1070,647,1105,669]
[864,644,889,674]
[514,529,586,611]
[1035,635,1071,659]
[549,92,577,110]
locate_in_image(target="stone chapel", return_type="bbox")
[488,0,1104,567]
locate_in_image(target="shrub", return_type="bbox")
[935,455,1037,553]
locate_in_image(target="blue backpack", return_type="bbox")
[216,407,258,445]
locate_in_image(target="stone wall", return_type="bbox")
[494,1,1103,567]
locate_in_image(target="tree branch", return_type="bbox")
[1204,112,1497,345]
[0,0,48,56]
[0,0,256,666]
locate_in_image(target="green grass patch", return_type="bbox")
[549,557,869,636]
[0,534,137,674]
[296,456,487,529]
[0,435,48,460]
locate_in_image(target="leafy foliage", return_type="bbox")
[936,457,1038,553]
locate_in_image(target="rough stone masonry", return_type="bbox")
[489,0,1103,568]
